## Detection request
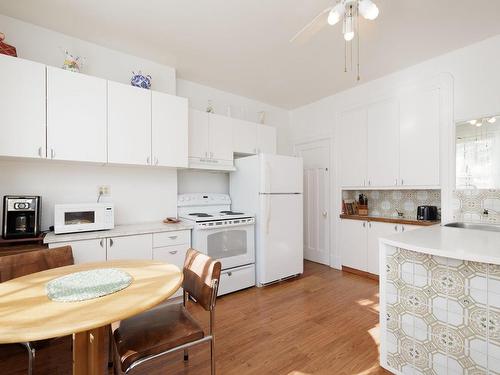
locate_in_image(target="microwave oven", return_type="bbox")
[54,203,114,234]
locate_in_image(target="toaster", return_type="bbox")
[417,205,438,221]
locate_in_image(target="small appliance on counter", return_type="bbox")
[2,196,41,239]
[54,203,114,234]
[417,205,438,221]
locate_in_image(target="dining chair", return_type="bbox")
[0,246,74,375]
[113,248,222,375]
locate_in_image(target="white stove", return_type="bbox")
[177,193,256,296]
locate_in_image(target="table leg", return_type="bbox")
[73,326,107,375]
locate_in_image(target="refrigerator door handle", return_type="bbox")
[266,194,272,235]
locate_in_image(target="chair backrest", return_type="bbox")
[0,246,74,283]
[182,248,221,311]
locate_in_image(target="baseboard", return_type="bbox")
[342,266,379,281]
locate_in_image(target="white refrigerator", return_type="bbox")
[230,154,303,286]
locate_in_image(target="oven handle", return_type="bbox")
[196,221,255,230]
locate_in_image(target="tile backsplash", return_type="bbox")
[342,190,441,220]
[452,189,500,223]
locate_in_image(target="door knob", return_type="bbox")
[322,211,328,217]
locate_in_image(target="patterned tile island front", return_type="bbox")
[379,226,500,375]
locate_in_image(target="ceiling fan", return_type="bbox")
[290,0,380,80]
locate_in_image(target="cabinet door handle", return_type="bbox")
[227,272,233,277]
[169,250,178,255]
[99,239,104,248]
[368,222,371,228]
[401,179,404,185]
[38,147,43,158]
[368,180,371,186]
[110,238,114,247]
[168,235,178,240]
[394,225,398,232]
[363,222,366,228]
[154,157,159,166]
[50,148,55,159]
[395,178,398,186]
[402,225,405,232]
[147,156,151,165]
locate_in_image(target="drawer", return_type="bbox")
[153,244,188,269]
[218,264,256,296]
[153,230,190,248]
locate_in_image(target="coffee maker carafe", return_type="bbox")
[2,196,41,239]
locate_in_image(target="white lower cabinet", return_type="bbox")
[340,219,368,271]
[341,220,422,276]
[106,234,153,261]
[48,238,106,264]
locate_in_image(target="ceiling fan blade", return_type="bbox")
[289,7,333,44]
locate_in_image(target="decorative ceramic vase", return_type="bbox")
[0,32,17,57]
[131,71,152,89]
[62,50,84,72]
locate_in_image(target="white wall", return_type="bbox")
[177,170,229,194]
[177,79,291,155]
[0,14,176,94]
[0,160,177,231]
[290,34,500,270]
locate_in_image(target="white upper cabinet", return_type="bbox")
[152,92,188,167]
[0,55,46,158]
[209,113,233,161]
[257,125,277,154]
[188,109,210,159]
[188,109,234,169]
[47,67,107,163]
[233,119,257,154]
[400,87,440,187]
[367,99,399,187]
[339,107,367,187]
[108,81,152,165]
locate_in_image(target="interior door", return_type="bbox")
[367,98,399,187]
[0,54,46,158]
[152,91,188,167]
[47,67,107,162]
[108,81,152,165]
[295,140,330,265]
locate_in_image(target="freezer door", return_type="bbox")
[259,154,303,194]
[257,194,303,285]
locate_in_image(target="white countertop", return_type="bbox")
[44,221,193,244]
[380,224,500,265]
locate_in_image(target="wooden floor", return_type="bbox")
[111,261,391,375]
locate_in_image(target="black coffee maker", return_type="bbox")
[2,196,41,239]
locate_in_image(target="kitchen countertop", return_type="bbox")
[339,214,439,226]
[380,224,500,265]
[44,221,193,244]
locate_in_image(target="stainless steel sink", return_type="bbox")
[444,222,500,232]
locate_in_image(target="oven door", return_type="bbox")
[194,224,255,270]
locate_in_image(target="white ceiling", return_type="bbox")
[1,0,500,109]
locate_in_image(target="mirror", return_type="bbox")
[456,115,500,189]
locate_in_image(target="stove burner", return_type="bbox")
[220,210,244,215]
[189,213,213,217]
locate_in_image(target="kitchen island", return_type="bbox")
[379,225,500,374]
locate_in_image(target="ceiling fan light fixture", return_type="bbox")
[359,0,379,20]
[343,12,355,41]
[328,3,345,26]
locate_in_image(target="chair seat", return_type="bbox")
[114,302,204,372]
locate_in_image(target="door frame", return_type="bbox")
[293,137,332,267]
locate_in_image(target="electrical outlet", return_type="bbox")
[98,185,111,196]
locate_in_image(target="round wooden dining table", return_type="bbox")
[0,260,183,375]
